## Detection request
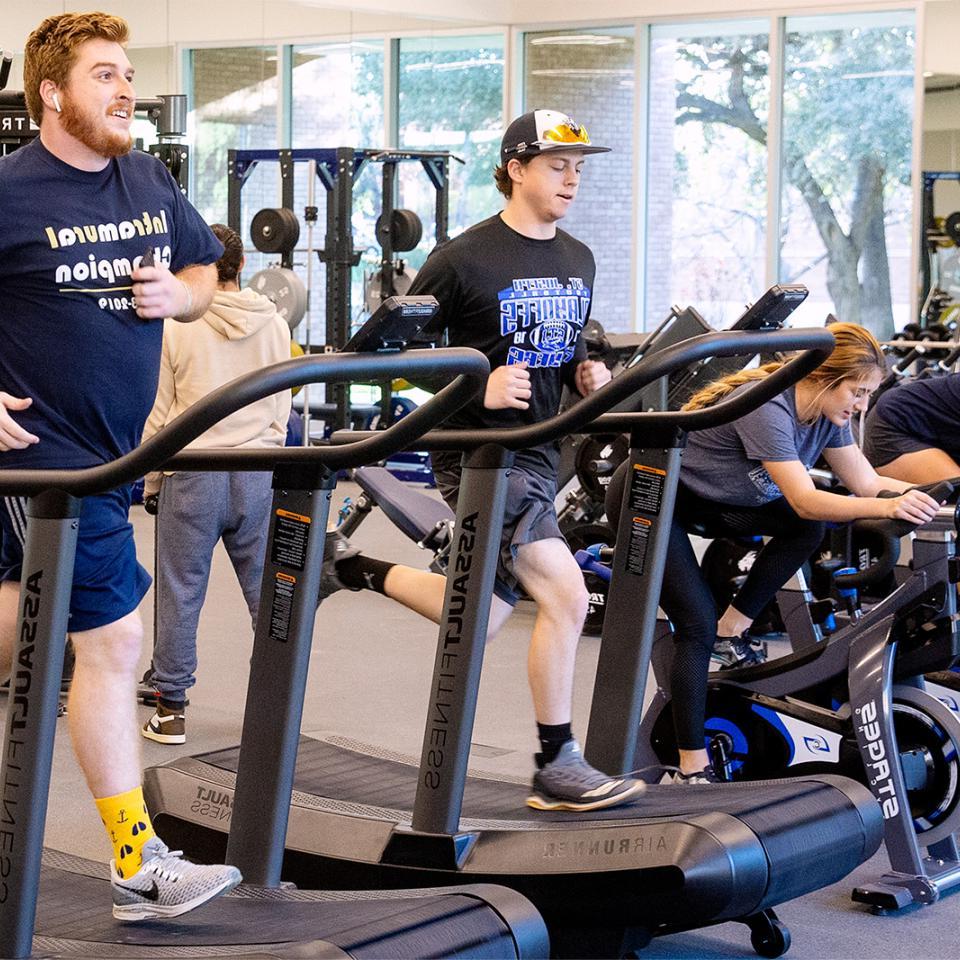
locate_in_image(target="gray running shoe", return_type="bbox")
[318,530,362,601]
[712,635,767,669]
[111,836,241,921]
[527,739,645,811]
[671,765,721,785]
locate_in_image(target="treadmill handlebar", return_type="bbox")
[0,347,488,497]
[588,336,828,433]
[332,327,835,451]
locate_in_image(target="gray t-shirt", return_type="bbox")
[680,384,853,506]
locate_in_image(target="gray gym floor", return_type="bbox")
[3,480,959,958]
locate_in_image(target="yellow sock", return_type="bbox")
[95,786,156,879]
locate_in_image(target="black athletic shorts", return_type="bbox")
[431,454,562,606]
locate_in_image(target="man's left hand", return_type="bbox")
[132,263,191,320]
[575,359,612,396]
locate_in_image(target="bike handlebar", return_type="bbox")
[833,479,958,590]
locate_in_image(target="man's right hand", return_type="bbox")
[484,363,532,410]
[0,393,39,451]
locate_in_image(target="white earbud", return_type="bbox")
[52,93,61,113]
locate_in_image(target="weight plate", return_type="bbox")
[251,207,300,254]
[247,267,307,330]
[376,208,423,252]
[945,211,960,246]
[574,433,629,503]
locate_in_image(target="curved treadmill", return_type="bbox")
[144,329,884,958]
[0,349,547,959]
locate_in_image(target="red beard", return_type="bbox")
[59,91,132,158]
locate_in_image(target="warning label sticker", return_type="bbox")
[271,509,311,571]
[626,517,652,576]
[269,572,297,642]
[629,464,666,516]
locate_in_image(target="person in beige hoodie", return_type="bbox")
[139,223,292,744]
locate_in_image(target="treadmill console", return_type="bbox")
[727,283,809,332]
[344,295,439,353]
[668,283,810,408]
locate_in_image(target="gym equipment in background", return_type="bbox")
[144,326,884,959]
[0,345,553,960]
[227,147,459,432]
[556,284,810,634]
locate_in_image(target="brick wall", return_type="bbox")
[524,31,636,332]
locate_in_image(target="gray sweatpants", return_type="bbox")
[149,470,273,703]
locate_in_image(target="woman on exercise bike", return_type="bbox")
[662,322,941,784]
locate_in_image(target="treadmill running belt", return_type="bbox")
[200,735,867,827]
[34,862,512,953]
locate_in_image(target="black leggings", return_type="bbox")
[659,484,826,750]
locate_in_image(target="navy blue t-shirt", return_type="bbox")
[0,139,222,468]
[863,373,960,466]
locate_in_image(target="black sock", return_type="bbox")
[336,555,395,594]
[537,722,573,765]
[158,697,185,713]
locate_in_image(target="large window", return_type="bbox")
[645,22,770,329]
[524,28,635,332]
[189,47,278,229]
[397,33,505,266]
[779,13,915,336]
[290,41,386,347]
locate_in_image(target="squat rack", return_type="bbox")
[226,147,455,431]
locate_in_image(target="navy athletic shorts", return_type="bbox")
[431,455,563,606]
[0,485,151,633]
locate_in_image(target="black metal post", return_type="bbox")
[377,160,398,426]
[584,427,685,776]
[227,149,241,237]
[409,445,513,838]
[225,464,334,886]
[0,491,80,959]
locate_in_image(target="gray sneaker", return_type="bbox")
[111,835,241,921]
[527,739,645,811]
[671,765,721,785]
[318,530,362,601]
[712,635,767,669]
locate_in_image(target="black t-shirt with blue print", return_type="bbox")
[0,139,222,469]
[408,214,592,476]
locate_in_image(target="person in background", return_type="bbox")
[139,223,292,745]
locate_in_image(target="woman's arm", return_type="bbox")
[821,443,913,496]
[763,454,940,525]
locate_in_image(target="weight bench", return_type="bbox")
[353,465,454,552]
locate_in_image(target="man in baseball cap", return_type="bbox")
[326,109,641,812]
[499,108,611,164]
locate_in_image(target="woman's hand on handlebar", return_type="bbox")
[882,488,941,525]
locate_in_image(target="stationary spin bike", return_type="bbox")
[625,481,960,912]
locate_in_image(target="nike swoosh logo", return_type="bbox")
[137,881,160,902]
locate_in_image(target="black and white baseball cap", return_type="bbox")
[499,109,611,165]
